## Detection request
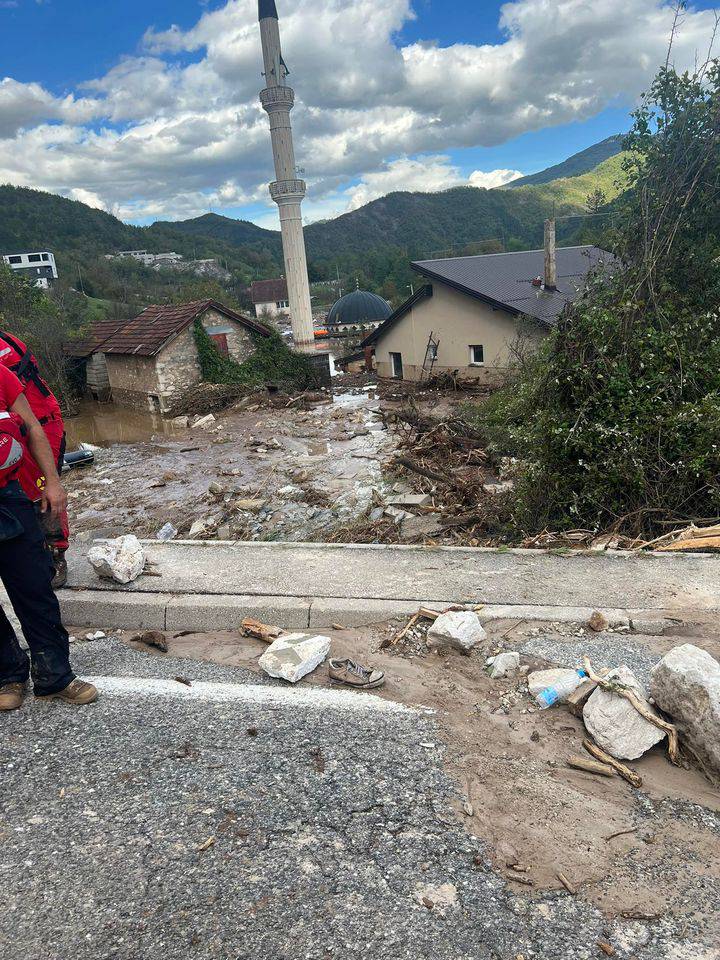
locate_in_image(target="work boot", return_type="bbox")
[0,682,26,711]
[36,678,98,706]
[328,658,385,690]
[52,550,68,590]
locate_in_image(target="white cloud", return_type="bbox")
[468,169,523,189]
[0,0,716,223]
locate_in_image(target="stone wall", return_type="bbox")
[106,308,260,414]
[86,353,111,400]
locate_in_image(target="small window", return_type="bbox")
[469,344,484,365]
[28,254,42,263]
[276,300,288,309]
[8,256,22,264]
[41,253,49,261]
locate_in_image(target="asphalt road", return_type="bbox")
[0,641,714,960]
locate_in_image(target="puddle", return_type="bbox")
[65,402,187,449]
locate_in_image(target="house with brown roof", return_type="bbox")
[250,278,289,319]
[69,299,270,413]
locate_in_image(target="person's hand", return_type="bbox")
[42,477,68,520]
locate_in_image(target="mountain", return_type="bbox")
[0,138,628,298]
[506,135,625,188]
[150,212,278,248]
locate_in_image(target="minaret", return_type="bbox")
[258,0,315,352]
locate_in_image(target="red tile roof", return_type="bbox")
[65,318,129,358]
[250,278,288,304]
[73,300,271,359]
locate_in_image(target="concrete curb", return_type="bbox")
[59,588,672,631]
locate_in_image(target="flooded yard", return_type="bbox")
[63,380,406,544]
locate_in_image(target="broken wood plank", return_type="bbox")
[598,941,616,957]
[241,618,282,643]
[566,755,616,778]
[566,678,599,717]
[583,739,643,788]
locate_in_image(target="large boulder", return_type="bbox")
[88,535,145,585]
[427,610,487,655]
[650,644,720,776]
[583,665,666,760]
[259,633,331,684]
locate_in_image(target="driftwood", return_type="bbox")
[583,657,681,765]
[567,755,616,778]
[583,739,643,788]
[557,872,577,895]
[241,618,282,643]
[394,455,450,485]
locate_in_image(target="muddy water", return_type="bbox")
[65,402,188,449]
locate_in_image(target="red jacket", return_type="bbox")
[0,332,61,423]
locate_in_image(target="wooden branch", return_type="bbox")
[583,739,643,788]
[394,455,450,484]
[583,657,681,765]
[567,755,616,778]
[557,872,577,895]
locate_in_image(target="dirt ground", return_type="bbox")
[72,614,720,940]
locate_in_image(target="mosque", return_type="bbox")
[325,285,392,335]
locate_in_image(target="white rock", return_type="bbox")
[92,631,106,640]
[650,643,720,775]
[193,413,216,429]
[487,652,520,679]
[527,668,585,701]
[259,633,331,684]
[427,610,487,655]
[156,522,177,542]
[583,665,666,760]
[88,535,145,585]
[188,518,216,539]
[386,493,431,507]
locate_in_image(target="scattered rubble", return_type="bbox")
[651,644,720,777]
[426,610,487,655]
[88,535,145,584]
[258,632,331,683]
[583,665,666,761]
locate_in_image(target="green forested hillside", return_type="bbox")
[507,135,624,187]
[0,137,628,305]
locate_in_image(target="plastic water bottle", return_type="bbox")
[535,669,587,709]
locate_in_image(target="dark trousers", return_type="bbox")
[0,482,74,695]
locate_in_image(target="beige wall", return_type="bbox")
[374,282,545,382]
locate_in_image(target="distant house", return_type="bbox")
[68,299,271,413]
[250,278,289,318]
[2,250,58,289]
[362,246,612,382]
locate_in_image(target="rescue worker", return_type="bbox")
[0,332,69,587]
[0,363,97,709]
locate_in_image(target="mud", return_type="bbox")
[70,613,720,940]
[63,381,401,543]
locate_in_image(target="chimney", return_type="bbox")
[544,218,557,290]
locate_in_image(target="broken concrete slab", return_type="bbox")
[193,413,216,429]
[427,610,487,655]
[583,665,666,761]
[650,643,720,775]
[88,535,145,585]
[386,493,431,507]
[259,632,331,683]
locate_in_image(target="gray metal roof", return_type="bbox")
[412,245,613,327]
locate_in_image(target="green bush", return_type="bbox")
[194,320,318,391]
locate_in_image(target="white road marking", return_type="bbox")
[84,675,413,713]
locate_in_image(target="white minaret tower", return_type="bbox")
[258,0,315,352]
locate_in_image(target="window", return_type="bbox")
[41,254,49,261]
[469,344,484,365]
[8,256,21,264]
[389,352,404,379]
[28,254,42,263]
[210,333,229,356]
[276,300,289,309]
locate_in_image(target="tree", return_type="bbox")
[585,188,607,213]
[480,53,720,539]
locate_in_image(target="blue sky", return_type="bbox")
[1,0,718,226]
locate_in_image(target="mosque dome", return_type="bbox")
[326,288,392,329]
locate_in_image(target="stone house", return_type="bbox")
[361,246,612,383]
[68,299,271,413]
